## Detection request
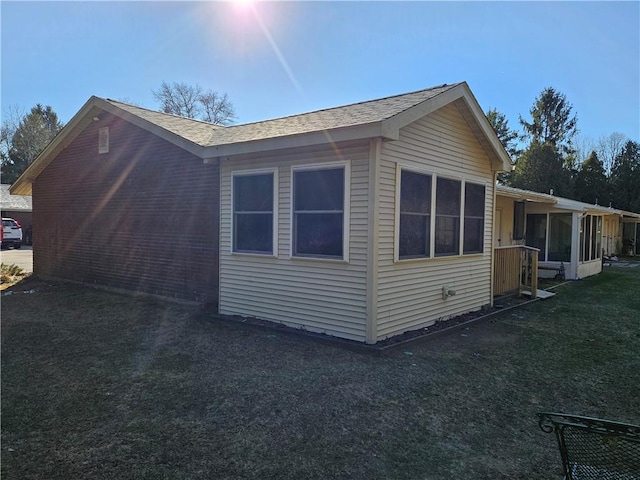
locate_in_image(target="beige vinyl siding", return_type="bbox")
[495,195,516,246]
[376,103,495,340]
[219,142,370,342]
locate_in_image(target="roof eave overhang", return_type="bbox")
[0,207,32,213]
[202,122,391,160]
[10,97,206,196]
[496,186,557,204]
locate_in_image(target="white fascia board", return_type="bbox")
[456,85,514,172]
[202,122,387,159]
[381,83,466,135]
[10,96,207,195]
[10,97,104,195]
[496,186,557,204]
[381,82,513,173]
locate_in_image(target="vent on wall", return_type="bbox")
[98,126,109,154]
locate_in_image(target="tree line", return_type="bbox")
[2,83,638,215]
[487,87,640,213]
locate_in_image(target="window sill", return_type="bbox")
[394,253,486,264]
[230,251,278,259]
[290,255,349,265]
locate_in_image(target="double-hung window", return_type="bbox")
[398,167,485,260]
[232,171,276,255]
[292,165,347,259]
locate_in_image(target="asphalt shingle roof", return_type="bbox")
[106,83,459,148]
[1,184,32,211]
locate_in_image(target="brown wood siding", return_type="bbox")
[32,114,219,303]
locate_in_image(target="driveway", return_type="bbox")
[0,246,33,272]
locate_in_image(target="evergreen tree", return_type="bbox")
[609,141,640,212]
[486,108,521,185]
[574,151,609,205]
[510,142,572,197]
[519,87,578,156]
[1,104,64,184]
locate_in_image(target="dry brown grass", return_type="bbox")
[2,267,639,479]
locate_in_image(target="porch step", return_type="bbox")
[522,289,556,300]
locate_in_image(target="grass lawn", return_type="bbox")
[2,266,639,479]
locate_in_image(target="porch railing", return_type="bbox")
[494,245,539,298]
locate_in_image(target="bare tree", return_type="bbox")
[152,81,235,125]
[596,132,628,176]
[200,91,235,124]
[573,135,597,167]
[1,105,25,167]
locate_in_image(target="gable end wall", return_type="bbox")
[33,114,220,303]
[376,103,495,340]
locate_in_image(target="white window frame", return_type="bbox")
[290,161,350,262]
[394,164,486,262]
[230,167,278,257]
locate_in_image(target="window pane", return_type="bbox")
[234,213,273,253]
[463,183,485,254]
[401,170,431,213]
[435,178,461,256]
[234,174,273,212]
[436,178,461,215]
[399,214,430,258]
[526,214,547,260]
[464,183,485,217]
[435,216,460,256]
[548,213,572,262]
[294,168,344,211]
[295,213,343,257]
[463,218,483,254]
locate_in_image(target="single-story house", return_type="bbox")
[495,185,640,280]
[11,81,513,344]
[1,183,33,243]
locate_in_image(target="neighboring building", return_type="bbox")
[11,82,512,343]
[1,184,33,244]
[495,185,640,280]
[622,217,640,256]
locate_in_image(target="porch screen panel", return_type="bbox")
[548,213,572,262]
[526,214,547,261]
[592,216,602,260]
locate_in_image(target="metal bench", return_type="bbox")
[538,412,640,479]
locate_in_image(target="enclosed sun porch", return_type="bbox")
[492,185,638,299]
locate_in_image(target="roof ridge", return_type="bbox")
[104,98,225,128]
[219,82,462,130]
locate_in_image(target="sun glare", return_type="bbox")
[231,0,254,13]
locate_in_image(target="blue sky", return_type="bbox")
[2,1,639,145]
